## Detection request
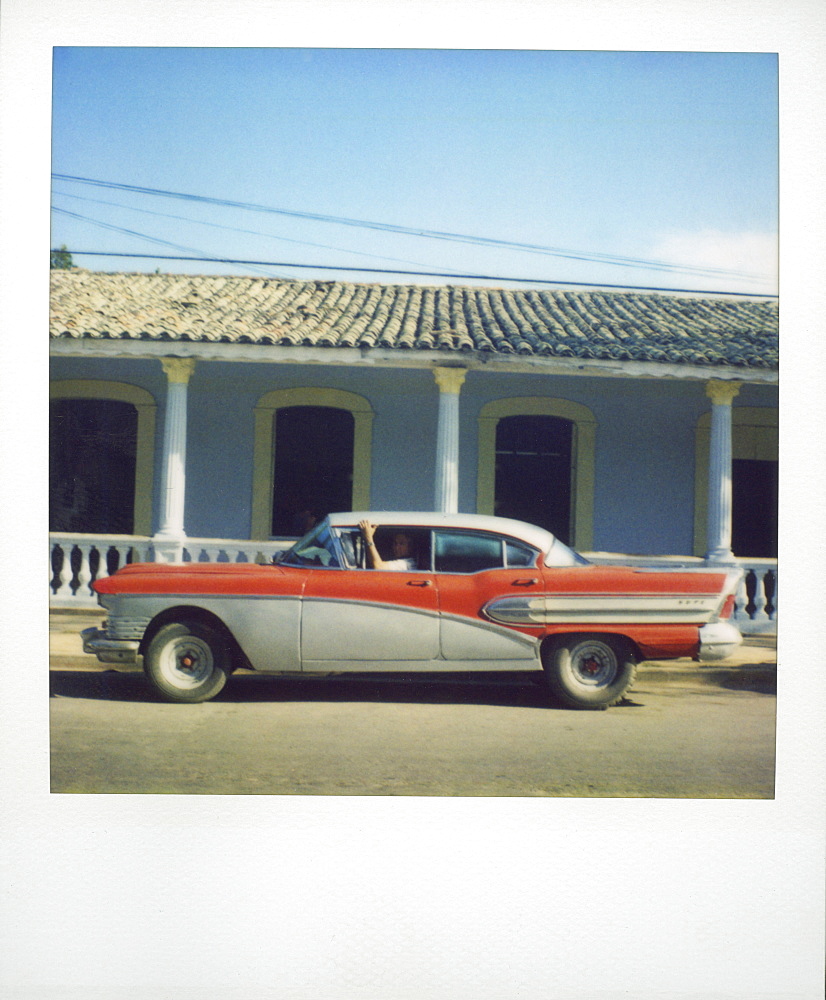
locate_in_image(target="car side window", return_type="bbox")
[505,539,539,567]
[336,527,431,570]
[434,531,505,574]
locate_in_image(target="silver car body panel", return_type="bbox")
[439,613,538,661]
[101,592,303,673]
[301,598,441,661]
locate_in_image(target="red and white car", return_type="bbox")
[83,512,743,709]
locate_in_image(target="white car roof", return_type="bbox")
[325,511,557,553]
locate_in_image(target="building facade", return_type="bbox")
[49,270,779,627]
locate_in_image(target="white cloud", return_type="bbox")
[650,230,778,294]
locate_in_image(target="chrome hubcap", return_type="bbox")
[159,635,213,688]
[570,642,617,687]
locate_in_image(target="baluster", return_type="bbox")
[53,544,74,599]
[76,544,94,600]
[96,545,112,583]
[202,546,220,563]
[49,542,59,595]
[112,544,126,573]
[752,568,770,623]
[732,573,748,623]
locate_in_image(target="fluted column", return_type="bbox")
[433,367,466,513]
[704,379,741,563]
[153,358,196,563]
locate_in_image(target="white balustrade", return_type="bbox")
[50,533,292,606]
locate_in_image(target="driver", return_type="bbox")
[359,520,416,571]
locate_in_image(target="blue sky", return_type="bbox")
[50,48,778,293]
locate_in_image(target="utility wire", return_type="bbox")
[51,189,472,277]
[54,249,777,297]
[52,207,284,278]
[51,172,766,281]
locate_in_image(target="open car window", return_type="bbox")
[336,529,364,569]
[335,527,431,570]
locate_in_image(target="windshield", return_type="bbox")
[280,521,342,568]
[544,537,590,568]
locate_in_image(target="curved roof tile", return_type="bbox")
[49,270,779,371]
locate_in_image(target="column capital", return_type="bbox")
[705,379,741,406]
[161,357,196,384]
[433,367,467,394]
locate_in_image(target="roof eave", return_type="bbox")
[49,337,778,384]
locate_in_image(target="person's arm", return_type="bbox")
[359,520,388,569]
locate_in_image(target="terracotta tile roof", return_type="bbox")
[50,270,779,370]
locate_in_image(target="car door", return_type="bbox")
[433,529,542,664]
[300,535,440,667]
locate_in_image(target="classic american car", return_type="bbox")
[82,512,743,709]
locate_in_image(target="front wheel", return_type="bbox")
[543,636,636,710]
[144,621,230,703]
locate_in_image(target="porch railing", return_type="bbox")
[49,533,292,608]
[49,533,777,633]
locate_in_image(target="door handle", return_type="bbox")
[407,579,433,587]
[511,578,539,586]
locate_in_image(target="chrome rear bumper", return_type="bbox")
[81,627,140,665]
[696,621,743,661]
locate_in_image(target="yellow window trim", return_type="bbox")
[476,396,597,550]
[252,388,374,539]
[693,406,779,556]
[49,379,157,536]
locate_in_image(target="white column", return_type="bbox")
[433,367,466,513]
[704,379,741,563]
[153,358,196,563]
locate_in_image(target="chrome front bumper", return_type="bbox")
[81,627,141,665]
[696,621,743,661]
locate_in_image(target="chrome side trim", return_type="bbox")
[485,592,722,625]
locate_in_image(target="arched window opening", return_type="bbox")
[494,415,573,541]
[477,397,595,549]
[252,388,373,540]
[271,406,355,536]
[50,398,138,534]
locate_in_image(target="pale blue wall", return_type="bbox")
[50,356,778,554]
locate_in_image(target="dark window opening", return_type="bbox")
[732,459,778,558]
[50,398,138,534]
[494,415,573,542]
[271,406,355,536]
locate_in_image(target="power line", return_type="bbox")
[51,189,473,276]
[51,172,767,281]
[53,250,777,297]
[52,206,283,278]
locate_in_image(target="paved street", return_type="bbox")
[50,615,776,797]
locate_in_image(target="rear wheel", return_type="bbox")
[144,621,230,703]
[543,635,636,710]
